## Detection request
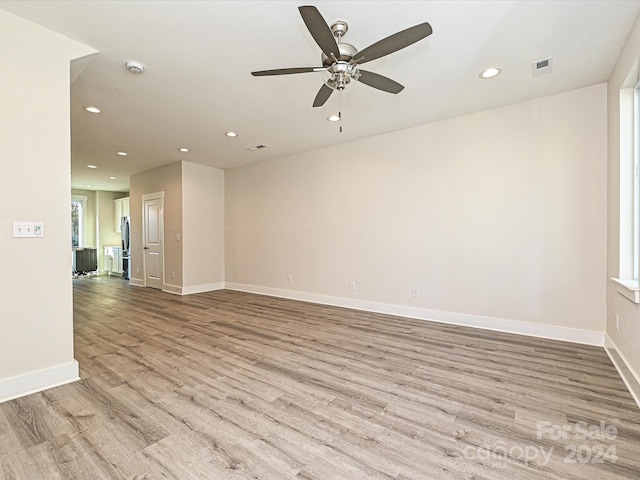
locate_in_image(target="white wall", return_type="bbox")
[607,12,640,381]
[0,10,94,401]
[226,84,607,340]
[182,162,225,293]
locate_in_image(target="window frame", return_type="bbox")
[71,194,87,248]
[612,68,640,303]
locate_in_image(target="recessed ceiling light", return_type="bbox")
[87,164,98,169]
[83,106,101,114]
[179,147,190,153]
[225,131,238,137]
[117,151,128,156]
[479,67,502,79]
[327,114,341,122]
[109,176,117,180]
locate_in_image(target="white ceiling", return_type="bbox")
[2,0,639,192]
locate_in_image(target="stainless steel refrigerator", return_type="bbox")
[121,216,130,279]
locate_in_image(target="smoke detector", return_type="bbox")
[125,61,144,74]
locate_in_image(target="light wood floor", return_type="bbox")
[1,276,639,479]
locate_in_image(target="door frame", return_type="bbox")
[141,191,165,289]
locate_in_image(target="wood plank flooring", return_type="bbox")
[0,276,639,479]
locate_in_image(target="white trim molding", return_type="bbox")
[181,282,225,295]
[163,284,183,295]
[0,361,80,404]
[163,282,225,295]
[605,335,640,409]
[611,277,640,303]
[224,283,605,346]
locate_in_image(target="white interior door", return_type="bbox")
[142,192,164,289]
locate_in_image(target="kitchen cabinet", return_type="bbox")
[114,196,130,233]
[104,245,123,275]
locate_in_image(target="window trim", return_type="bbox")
[612,67,640,303]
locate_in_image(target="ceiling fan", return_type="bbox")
[251,5,433,107]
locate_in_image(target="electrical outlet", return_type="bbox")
[287,275,293,284]
[616,314,619,331]
[349,281,356,291]
[136,267,140,274]
[412,287,419,298]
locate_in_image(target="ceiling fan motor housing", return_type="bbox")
[321,42,358,67]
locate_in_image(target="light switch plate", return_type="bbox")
[13,221,44,238]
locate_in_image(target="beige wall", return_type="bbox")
[182,162,225,290]
[0,10,94,399]
[130,161,224,293]
[607,12,640,378]
[226,84,607,334]
[130,162,183,286]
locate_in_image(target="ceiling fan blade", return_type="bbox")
[355,22,433,65]
[313,84,334,107]
[299,6,340,60]
[358,70,404,94]
[252,67,323,76]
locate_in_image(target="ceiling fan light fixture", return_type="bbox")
[327,114,341,122]
[251,6,432,108]
[325,62,359,91]
[479,67,502,79]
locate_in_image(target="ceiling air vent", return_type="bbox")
[247,144,268,151]
[532,57,553,77]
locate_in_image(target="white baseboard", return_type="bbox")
[163,283,182,295]
[181,282,225,295]
[162,282,225,295]
[224,283,605,346]
[129,277,144,287]
[604,335,640,409]
[0,361,80,404]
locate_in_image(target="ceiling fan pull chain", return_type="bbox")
[339,91,343,133]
